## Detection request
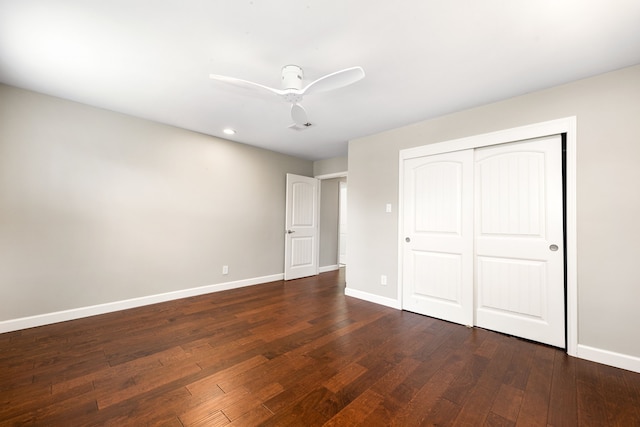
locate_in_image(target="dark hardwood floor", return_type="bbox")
[2,269,640,426]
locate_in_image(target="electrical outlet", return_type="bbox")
[222,265,229,275]
[380,275,387,285]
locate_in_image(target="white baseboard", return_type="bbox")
[0,273,284,334]
[319,264,340,273]
[5,275,638,375]
[576,344,640,374]
[344,287,401,310]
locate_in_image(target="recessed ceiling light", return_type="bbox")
[223,128,236,135]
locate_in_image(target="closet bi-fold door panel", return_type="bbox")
[474,135,565,348]
[402,149,474,326]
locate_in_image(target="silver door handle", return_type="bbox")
[286,230,295,234]
[549,244,559,251]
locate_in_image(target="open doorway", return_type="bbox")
[317,174,347,273]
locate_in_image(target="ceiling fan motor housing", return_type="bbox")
[281,65,303,90]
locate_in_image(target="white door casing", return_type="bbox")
[474,136,565,347]
[338,181,347,265]
[401,150,474,326]
[284,173,319,280]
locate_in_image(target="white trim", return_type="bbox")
[319,264,340,273]
[315,178,321,276]
[400,117,576,159]
[315,172,347,180]
[565,118,578,358]
[398,117,578,356]
[338,180,348,266]
[577,345,640,374]
[397,145,406,312]
[0,273,284,334]
[345,287,402,310]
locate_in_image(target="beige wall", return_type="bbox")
[0,84,312,321]
[313,156,347,177]
[347,64,640,360]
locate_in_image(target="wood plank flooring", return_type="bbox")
[2,269,640,426]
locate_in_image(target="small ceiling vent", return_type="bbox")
[288,122,313,131]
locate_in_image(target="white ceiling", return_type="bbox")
[1,1,639,161]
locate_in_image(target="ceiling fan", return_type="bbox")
[209,65,365,127]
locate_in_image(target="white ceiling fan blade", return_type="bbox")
[301,66,365,96]
[209,74,285,97]
[291,103,308,125]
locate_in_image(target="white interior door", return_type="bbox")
[474,136,565,347]
[401,150,474,326]
[284,173,319,280]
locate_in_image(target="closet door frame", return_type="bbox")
[398,117,577,357]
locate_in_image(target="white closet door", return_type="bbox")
[402,150,474,326]
[474,135,565,347]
